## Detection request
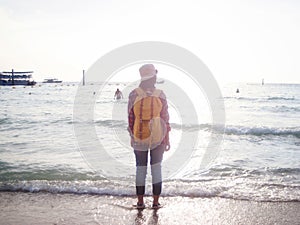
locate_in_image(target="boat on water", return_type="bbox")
[0,70,36,86]
[42,78,63,83]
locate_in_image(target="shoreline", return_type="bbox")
[1,192,300,225]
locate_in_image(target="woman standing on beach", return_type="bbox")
[127,64,171,209]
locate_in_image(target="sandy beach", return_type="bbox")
[0,192,299,225]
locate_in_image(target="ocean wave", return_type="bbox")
[223,96,259,101]
[0,167,104,182]
[223,96,297,102]
[262,105,300,113]
[93,119,214,132]
[1,179,299,202]
[0,117,14,125]
[267,97,296,101]
[0,180,130,195]
[1,164,299,202]
[94,119,128,128]
[171,123,300,138]
[0,117,73,131]
[93,119,300,138]
[93,119,203,131]
[224,125,300,138]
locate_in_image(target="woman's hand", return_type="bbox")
[165,143,170,151]
[164,133,170,151]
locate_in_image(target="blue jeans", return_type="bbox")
[134,144,165,195]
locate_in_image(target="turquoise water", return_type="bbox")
[0,82,299,201]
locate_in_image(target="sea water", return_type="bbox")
[0,82,299,201]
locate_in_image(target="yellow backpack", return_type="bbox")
[133,87,166,149]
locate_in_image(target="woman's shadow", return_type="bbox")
[134,209,159,225]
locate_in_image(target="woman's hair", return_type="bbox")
[139,76,157,89]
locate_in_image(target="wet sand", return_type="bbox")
[0,192,299,225]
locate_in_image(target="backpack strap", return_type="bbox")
[135,87,146,98]
[152,89,162,97]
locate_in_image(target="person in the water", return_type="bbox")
[114,88,123,100]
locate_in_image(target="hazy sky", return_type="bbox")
[1,0,300,84]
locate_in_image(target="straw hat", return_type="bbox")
[139,64,157,80]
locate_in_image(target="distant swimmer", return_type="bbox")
[114,88,123,100]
